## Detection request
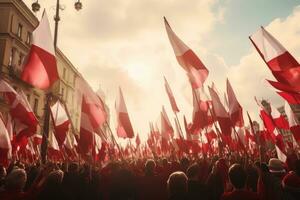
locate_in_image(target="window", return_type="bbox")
[18,53,24,66]
[26,32,31,44]
[33,98,39,114]
[17,23,23,38]
[8,48,14,66]
[63,68,66,79]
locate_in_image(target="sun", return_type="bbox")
[125,63,150,83]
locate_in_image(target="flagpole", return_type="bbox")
[193,88,224,155]
[41,93,52,164]
[104,121,124,160]
[59,98,78,136]
[174,112,184,138]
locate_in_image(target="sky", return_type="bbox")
[24,0,300,141]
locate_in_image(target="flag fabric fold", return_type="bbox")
[226,79,244,127]
[50,101,70,146]
[208,87,232,136]
[164,17,209,88]
[164,77,179,113]
[284,102,300,142]
[116,88,134,139]
[0,80,38,141]
[21,11,59,89]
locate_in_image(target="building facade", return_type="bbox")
[0,0,81,135]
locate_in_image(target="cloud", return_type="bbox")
[227,6,300,121]
[24,1,300,140]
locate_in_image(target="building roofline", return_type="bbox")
[0,0,39,26]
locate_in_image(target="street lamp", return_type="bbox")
[74,0,83,11]
[30,0,84,164]
[31,1,40,13]
[31,0,83,48]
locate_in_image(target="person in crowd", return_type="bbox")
[37,169,64,200]
[282,159,300,199]
[206,158,228,200]
[138,159,166,200]
[257,158,286,200]
[186,163,209,200]
[167,171,188,200]
[221,164,259,200]
[0,168,28,199]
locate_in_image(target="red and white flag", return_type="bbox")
[164,76,179,113]
[189,88,210,134]
[161,106,174,140]
[0,117,12,166]
[116,88,134,139]
[50,101,70,146]
[49,131,59,151]
[277,91,300,105]
[208,87,232,136]
[164,17,209,88]
[250,26,298,72]
[270,104,289,130]
[64,132,77,150]
[284,102,300,142]
[77,78,107,154]
[21,11,59,90]
[0,80,38,140]
[250,27,300,92]
[226,79,244,127]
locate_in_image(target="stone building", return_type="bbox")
[0,0,82,134]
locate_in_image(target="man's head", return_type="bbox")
[186,163,199,180]
[5,168,27,191]
[167,171,188,196]
[145,159,156,175]
[228,164,247,189]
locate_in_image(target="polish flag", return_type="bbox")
[50,101,70,146]
[161,107,174,141]
[49,131,59,151]
[267,80,300,93]
[77,78,106,154]
[277,91,300,105]
[259,105,286,156]
[226,79,244,127]
[249,26,298,72]
[189,88,209,134]
[270,104,289,130]
[208,87,232,136]
[77,78,106,131]
[21,11,59,90]
[116,88,134,139]
[0,117,12,166]
[64,132,77,150]
[284,102,300,142]
[0,80,38,140]
[164,17,209,88]
[164,76,179,113]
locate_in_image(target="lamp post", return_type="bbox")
[31,0,83,164]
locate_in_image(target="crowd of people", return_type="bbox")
[0,153,300,200]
